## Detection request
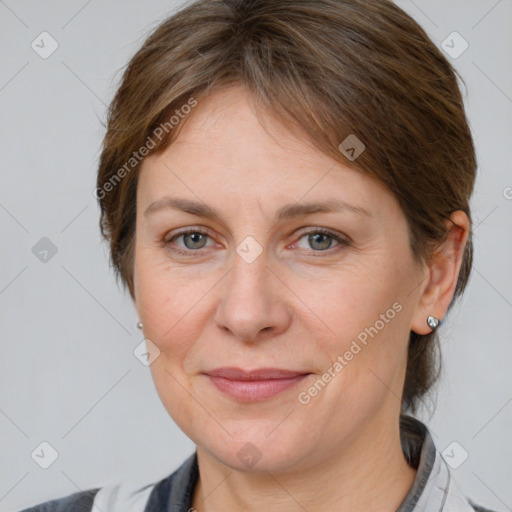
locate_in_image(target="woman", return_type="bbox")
[22,0,496,510]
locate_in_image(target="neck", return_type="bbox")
[191,414,417,512]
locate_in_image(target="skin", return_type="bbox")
[133,84,469,512]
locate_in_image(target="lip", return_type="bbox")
[204,367,311,402]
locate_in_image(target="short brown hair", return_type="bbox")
[97,0,476,414]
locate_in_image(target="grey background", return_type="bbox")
[0,1,511,510]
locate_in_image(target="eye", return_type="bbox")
[164,228,215,254]
[294,228,350,254]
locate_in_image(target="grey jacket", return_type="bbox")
[19,416,496,511]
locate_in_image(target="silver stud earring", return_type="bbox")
[136,321,143,330]
[426,315,440,331]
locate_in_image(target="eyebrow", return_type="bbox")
[143,196,372,222]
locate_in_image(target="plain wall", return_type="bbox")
[0,1,511,510]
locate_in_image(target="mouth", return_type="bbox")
[203,367,312,402]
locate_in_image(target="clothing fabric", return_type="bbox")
[18,416,496,512]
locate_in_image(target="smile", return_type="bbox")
[203,367,312,402]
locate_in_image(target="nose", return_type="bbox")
[213,251,292,343]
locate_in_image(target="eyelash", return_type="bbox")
[162,227,351,257]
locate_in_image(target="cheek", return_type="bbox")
[296,261,404,342]
[134,247,220,363]
[302,259,412,393]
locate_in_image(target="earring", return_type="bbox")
[136,321,143,330]
[426,315,440,331]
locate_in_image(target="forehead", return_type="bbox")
[153,86,325,171]
[137,86,396,220]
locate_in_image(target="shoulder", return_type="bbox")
[19,488,100,512]
[18,452,198,512]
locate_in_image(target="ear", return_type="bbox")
[411,210,470,335]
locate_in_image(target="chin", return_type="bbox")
[198,426,316,474]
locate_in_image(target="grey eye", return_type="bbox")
[307,232,335,251]
[182,232,209,249]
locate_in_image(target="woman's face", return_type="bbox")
[133,85,427,472]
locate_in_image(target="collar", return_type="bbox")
[396,415,475,511]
